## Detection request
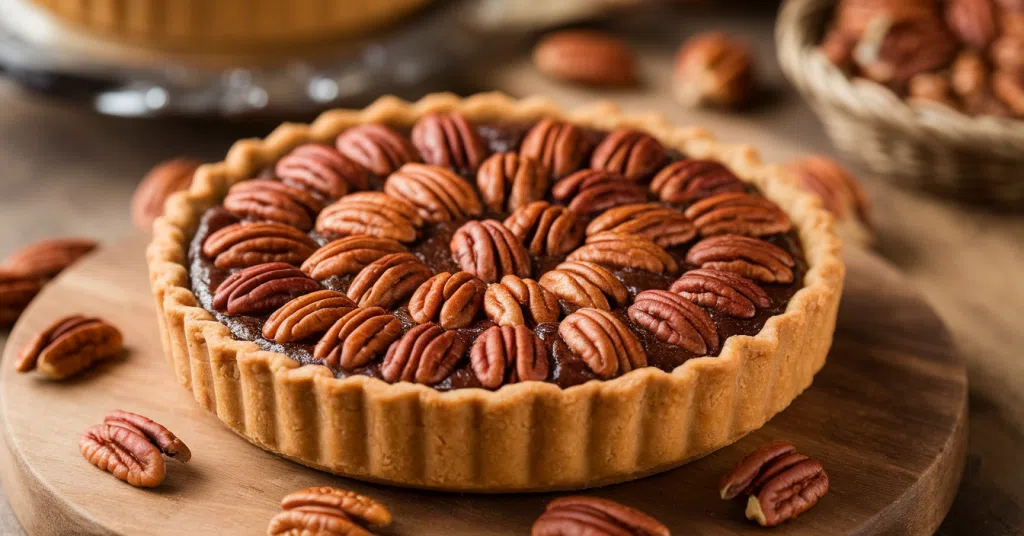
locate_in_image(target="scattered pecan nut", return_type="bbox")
[538,261,628,311]
[130,158,200,231]
[670,269,770,319]
[532,29,638,87]
[558,308,646,379]
[384,163,483,223]
[16,315,123,379]
[262,290,357,343]
[301,236,407,280]
[275,143,368,200]
[381,322,468,385]
[684,192,793,237]
[335,123,419,177]
[650,159,746,205]
[273,486,391,536]
[450,220,532,283]
[408,271,486,329]
[411,112,489,174]
[212,262,322,315]
[686,235,796,284]
[519,118,590,180]
[673,31,756,108]
[0,269,44,327]
[346,252,432,308]
[2,237,97,279]
[503,201,584,256]
[477,152,549,213]
[628,290,719,354]
[551,169,648,216]
[223,179,324,231]
[484,275,560,327]
[80,410,189,488]
[590,128,666,181]
[586,203,696,248]
[532,496,670,536]
[567,233,678,274]
[785,155,871,224]
[721,441,829,527]
[945,0,997,50]
[316,191,423,243]
[470,325,549,389]
[314,306,402,370]
[719,440,798,500]
[201,221,318,269]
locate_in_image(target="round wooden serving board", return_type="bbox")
[0,235,966,535]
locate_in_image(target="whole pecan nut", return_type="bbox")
[381,322,468,385]
[532,496,670,536]
[686,235,795,284]
[586,203,696,248]
[131,158,200,231]
[80,410,189,488]
[223,179,323,231]
[277,487,391,532]
[477,152,549,213]
[408,271,486,329]
[567,233,678,274]
[267,509,370,536]
[720,440,799,499]
[275,143,368,200]
[316,191,423,243]
[673,31,756,108]
[746,458,829,527]
[335,123,419,177]
[301,236,407,280]
[346,252,432,308]
[785,155,871,223]
[470,325,549,389]
[484,275,560,327]
[103,410,191,463]
[2,237,98,279]
[945,0,997,50]
[558,308,646,379]
[533,30,638,87]
[412,112,489,174]
[538,261,628,311]
[684,192,793,237]
[551,169,648,216]
[670,269,770,319]
[503,201,584,256]
[519,118,590,179]
[450,220,532,283]
[0,269,44,327]
[384,163,483,223]
[628,290,719,354]
[212,262,322,315]
[16,315,123,379]
[263,290,357,343]
[202,221,318,269]
[314,306,402,370]
[590,128,666,181]
[650,159,746,205]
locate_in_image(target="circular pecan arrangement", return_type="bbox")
[188,112,807,391]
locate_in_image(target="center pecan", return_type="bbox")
[686,235,795,284]
[684,192,792,237]
[408,271,486,329]
[80,410,190,488]
[380,323,468,386]
[586,203,696,248]
[628,290,719,355]
[590,127,666,181]
[470,325,549,389]
[532,496,670,536]
[314,306,402,370]
[503,201,584,256]
[263,290,357,344]
[538,260,628,311]
[483,275,560,327]
[316,191,423,244]
[212,262,322,315]
[335,123,419,177]
[202,221,318,269]
[411,111,489,174]
[275,143,368,200]
[649,159,745,205]
[450,220,532,283]
[383,163,483,223]
[670,268,770,319]
[301,236,408,280]
[558,308,647,379]
[2,237,97,279]
[519,118,590,179]
[551,169,648,216]
[16,315,123,380]
[567,233,678,274]
[477,152,549,213]
[346,252,433,309]
[223,179,324,231]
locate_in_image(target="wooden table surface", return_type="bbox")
[0,5,1021,534]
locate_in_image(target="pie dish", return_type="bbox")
[147,92,843,491]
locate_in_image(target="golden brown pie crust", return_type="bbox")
[146,92,844,492]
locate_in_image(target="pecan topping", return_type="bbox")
[484,275,560,326]
[686,235,795,284]
[590,128,666,181]
[411,112,489,174]
[477,152,549,213]
[559,308,646,379]
[470,325,548,389]
[0,269,43,327]
[16,315,123,380]
[2,237,97,279]
[567,233,678,274]
[551,169,648,216]
[450,220,531,283]
[628,290,719,354]
[384,163,483,223]
[519,118,590,179]
[945,0,997,50]
[280,487,392,528]
[223,179,323,231]
[381,322,468,385]
[79,410,189,488]
[539,261,627,311]
[131,158,199,231]
[533,30,638,87]
[301,236,407,280]
[586,203,696,248]
[722,442,830,528]
[673,31,756,108]
[408,271,486,329]
[503,201,584,256]
[785,155,871,223]
[335,123,418,176]
[314,306,402,370]
[316,191,423,243]
[275,143,368,199]
[670,269,770,319]
[719,440,798,500]
[263,290,357,343]
[533,496,670,536]
[650,159,745,205]
[346,252,432,308]
[202,222,317,269]
[212,262,321,315]
[684,192,792,237]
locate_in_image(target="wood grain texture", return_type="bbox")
[0,236,966,535]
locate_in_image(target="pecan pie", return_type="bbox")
[147,93,843,491]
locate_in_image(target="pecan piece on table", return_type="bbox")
[720,440,798,499]
[484,275,560,327]
[381,322,468,386]
[408,271,486,329]
[686,235,795,284]
[567,233,678,274]
[202,222,318,269]
[519,117,591,179]
[477,152,549,213]
[0,269,44,328]
[223,179,323,231]
[532,496,670,536]
[533,29,638,87]
[559,308,646,379]
[314,306,402,370]
[673,31,756,108]
[301,236,407,280]
[335,123,419,177]
[80,410,189,488]
[263,290,357,344]
[412,111,489,174]
[130,158,200,231]
[450,220,531,283]
[539,261,627,311]
[650,159,745,205]
[275,143,368,199]
[470,325,548,389]
[503,201,584,256]
[670,269,770,319]
[346,252,432,308]
[590,128,666,181]
[551,169,648,216]
[628,290,719,354]
[684,192,792,237]
[384,163,483,223]
[16,315,123,379]
[945,0,997,50]
[275,487,392,535]
[586,203,696,248]
[785,155,871,224]
[316,191,423,243]
[2,237,97,279]
[746,458,829,527]
[212,262,321,315]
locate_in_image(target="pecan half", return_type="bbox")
[519,118,590,179]
[384,163,483,223]
[470,325,548,389]
[533,30,638,87]
[408,271,486,329]
[477,152,549,213]
[16,315,123,379]
[301,236,407,280]
[686,235,795,284]
[785,155,871,223]
[684,192,793,237]
[503,201,584,256]
[267,509,370,536]
[316,191,423,243]
[559,308,646,379]
[484,275,560,327]
[103,410,191,463]
[314,306,402,370]
[212,262,321,315]
[411,112,489,174]
[945,0,997,50]
[275,143,368,199]
[263,290,357,343]
[854,12,958,87]
[538,261,627,311]
[551,169,648,216]
[533,496,670,536]
[380,322,468,385]
[567,233,678,274]
[590,128,666,181]
[650,159,745,205]
[2,237,97,279]
[202,222,317,269]
[131,158,200,231]
[223,179,323,231]
[80,410,189,488]
[673,31,756,108]
[628,290,718,354]
[280,487,392,527]
[586,203,696,248]
[335,123,419,177]
[450,220,531,283]
[346,252,432,308]
[0,269,43,327]
[746,459,829,527]
[719,440,798,500]
[670,269,770,319]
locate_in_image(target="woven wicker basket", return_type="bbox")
[776,0,1024,207]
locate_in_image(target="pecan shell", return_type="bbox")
[503,201,584,256]
[212,262,321,315]
[477,152,549,213]
[684,192,793,237]
[558,308,646,379]
[408,271,486,329]
[411,112,489,174]
[381,322,468,386]
[945,0,997,50]
[686,235,795,284]
[470,325,548,389]
[275,143,368,199]
[384,163,483,223]
[280,487,391,527]
[316,191,423,243]
[130,158,199,231]
[586,203,696,248]
[223,179,323,231]
[202,222,317,269]
[551,169,648,216]
[335,123,418,177]
[670,269,770,319]
[0,269,43,327]
[519,118,590,179]
[538,261,627,311]
[346,252,432,308]
[747,459,829,527]
[2,237,97,279]
[450,220,532,283]
[533,30,638,87]
[628,290,719,354]
[785,155,871,223]
[650,159,745,205]
[16,315,123,380]
[590,128,666,181]
[301,236,407,280]
[673,31,756,108]
[314,306,402,370]
[263,290,357,343]
[484,275,560,327]
[533,496,670,536]
[80,410,189,488]
[719,440,797,500]
[567,233,678,274]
